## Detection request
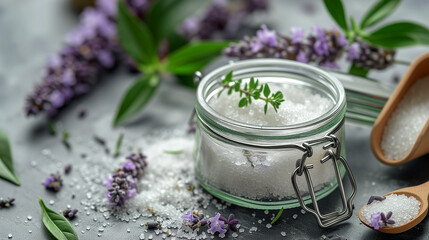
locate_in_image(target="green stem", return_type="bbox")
[394,59,412,66]
[221,83,269,102]
[348,63,369,77]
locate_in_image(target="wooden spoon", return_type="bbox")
[371,52,429,165]
[358,181,429,234]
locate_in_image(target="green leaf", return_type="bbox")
[264,103,268,115]
[166,41,230,75]
[146,0,209,46]
[271,208,284,224]
[363,21,429,48]
[322,0,348,32]
[0,130,20,186]
[163,150,184,155]
[117,1,156,66]
[238,98,248,108]
[348,63,369,77]
[113,74,160,126]
[223,71,233,84]
[263,83,271,98]
[360,0,401,29]
[39,198,78,240]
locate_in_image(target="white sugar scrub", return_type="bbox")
[210,82,334,127]
[195,80,343,201]
[361,194,421,227]
[381,75,429,160]
[78,132,244,239]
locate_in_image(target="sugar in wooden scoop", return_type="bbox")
[381,75,429,160]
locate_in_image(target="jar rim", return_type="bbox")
[196,59,346,139]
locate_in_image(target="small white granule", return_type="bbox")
[209,82,334,127]
[280,231,286,237]
[292,214,298,219]
[266,223,272,229]
[361,194,421,227]
[381,75,429,160]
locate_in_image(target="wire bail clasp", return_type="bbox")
[291,134,357,228]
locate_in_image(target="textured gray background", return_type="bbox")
[0,0,429,239]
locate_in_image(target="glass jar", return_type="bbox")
[193,59,356,226]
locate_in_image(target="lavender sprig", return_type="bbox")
[180,0,269,40]
[224,24,395,71]
[106,151,147,206]
[218,71,285,114]
[181,211,239,235]
[25,0,150,117]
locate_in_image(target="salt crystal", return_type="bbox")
[139,233,145,239]
[8,233,12,239]
[266,223,272,229]
[232,232,238,238]
[264,210,269,215]
[239,228,244,233]
[27,216,32,221]
[381,76,429,160]
[361,194,421,227]
[49,200,55,205]
[300,209,306,214]
[292,214,298,219]
[281,231,286,236]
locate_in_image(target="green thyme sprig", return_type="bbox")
[218,71,285,114]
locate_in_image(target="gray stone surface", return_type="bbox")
[0,0,428,239]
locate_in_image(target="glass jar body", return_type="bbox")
[194,59,347,209]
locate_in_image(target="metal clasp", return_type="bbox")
[291,129,357,228]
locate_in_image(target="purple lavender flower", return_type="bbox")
[182,210,200,223]
[381,211,395,225]
[180,0,269,40]
[64,164,72,174]
[43,173,62,192]
[106,152,147,206]
[370,212,382,230]
[63,209,79,220]
[367,195,386,205]
[347,42,360,61]
[208,213,227,235]
[257,24,277,47]
[290,27,305,44]
[347,41,396,70]
[219,213,239,232]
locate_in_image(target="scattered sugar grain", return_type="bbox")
[381,76,429,160]
[361,194,421,227]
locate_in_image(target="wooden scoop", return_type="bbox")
[358,181,429,234]
[371,52,429,165]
